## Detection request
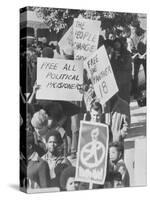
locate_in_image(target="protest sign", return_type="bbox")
[75,121,109,185]
[59,25,73,51]
[73,18,100,61]
[36,58,83,101]
[84,45,119,105]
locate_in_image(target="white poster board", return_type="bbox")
[73,18,100,61]
[36,58,83,101]
[59,25,73,51]
[84,45,119,104]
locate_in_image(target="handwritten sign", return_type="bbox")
[73,18,100,61]
[75,121,109,185]
[84,45,119,105]
[59,25,73,51]
[36,58,83,101]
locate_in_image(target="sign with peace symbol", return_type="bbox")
[80,128,105,168]
[75,121,109,185]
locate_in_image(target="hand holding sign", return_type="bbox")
[75,121,109,185]
[36,58,83,101]
[84,45,119,105]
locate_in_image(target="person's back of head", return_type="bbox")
[31,109,48,129]
[42,47,54,58]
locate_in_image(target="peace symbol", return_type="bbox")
[80,128,105,169]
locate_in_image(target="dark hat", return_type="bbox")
[60,166,76,190]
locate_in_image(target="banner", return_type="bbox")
[84,45,119,104]
[36,58,83,101]
[75,121,109,185]
[73,18,100,61]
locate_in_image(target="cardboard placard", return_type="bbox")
[75,121,109,185]
[73,18,100,61]
[84,45,119,104]
[59,25,73,51]
[36,58,83,101]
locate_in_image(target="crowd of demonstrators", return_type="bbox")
[20,21,146,191]
[83,100,129,188]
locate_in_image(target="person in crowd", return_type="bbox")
[60,166,79,191]
[26,104,34,133]
[113,172,124,188]
[20,131,50,189]
[129,22,146,98]
[104,39,114,59]
[31,107,66,155]
[85,100,103,123]
[84,100,113,189]
[90,100,113,142]
[137,32,146,76]
[132,32,146,98]
[27,81,40,104]
[105,171,124,188]
[26,47,38,92]
[28,82,69,156]
[49,41,58,50]
[57,46,81,159]
[104,94,130,142]
[42,130,71,187]
[26,104,46,157]
[70,113,81,159]
[108,32,115,41]
[41,37,48,49]
[42,47,54,58]
[130,21,142,51]
[111,38,132,103]
[49,41,63,59]
[31,109,50,153]
[43,102,69,157]
[36,43,42,57]
[108,141,130,187]
[122,26,133,53]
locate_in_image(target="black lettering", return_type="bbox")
[75,21,85,30]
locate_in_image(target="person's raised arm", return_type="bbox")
[27,82,41,104]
